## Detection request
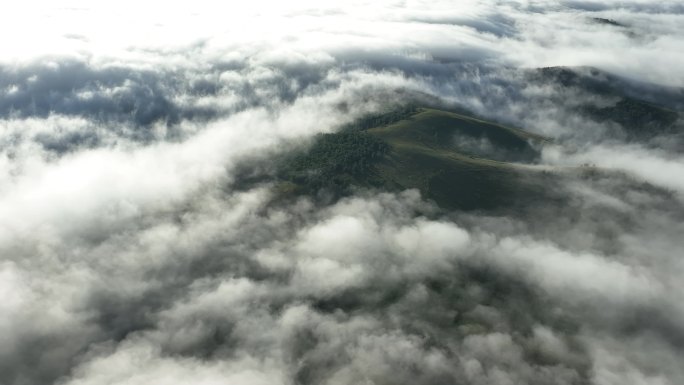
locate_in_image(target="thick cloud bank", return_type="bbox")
[1,1,684,385]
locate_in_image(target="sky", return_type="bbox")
[1,1,684,385]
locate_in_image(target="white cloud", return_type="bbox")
[1,1,683,384]
[543,144,684,197]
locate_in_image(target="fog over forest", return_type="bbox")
[1,2,684,384]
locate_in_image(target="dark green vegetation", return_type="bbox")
[583,98,679,136]
[365,109,559,211]
[279,131,390,192]
[277,107,561,211]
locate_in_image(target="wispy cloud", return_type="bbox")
[1,1,683,384]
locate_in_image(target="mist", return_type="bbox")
[1,1,684,385]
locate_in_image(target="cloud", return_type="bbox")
[0,1,683,384]
[543,144,684,198]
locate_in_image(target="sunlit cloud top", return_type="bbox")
[2,1,682,86]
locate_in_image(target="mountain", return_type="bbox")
[271,67,682,212]
[364,108,556,211]
[275,107,565,211]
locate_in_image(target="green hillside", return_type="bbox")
[365,108,555,210]
[366,108,545,162]
[276,107,559,211]
[583,97,680,136]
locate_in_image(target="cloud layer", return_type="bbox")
[1,1,683,385]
